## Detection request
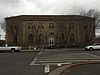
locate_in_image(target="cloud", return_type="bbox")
[0,0,100,39]
[0,0,21,5]
[1,0,100,18]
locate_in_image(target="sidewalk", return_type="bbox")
[47,61,100,75]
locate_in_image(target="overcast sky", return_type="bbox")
[0,0,100,39]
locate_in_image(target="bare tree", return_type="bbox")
[80,9,100,28]
[0,20,6,32]
[12,25,19,44]
[79,9,100,44]
[6,21,19,44]
[32,24,39,46]
[56,21,71,47]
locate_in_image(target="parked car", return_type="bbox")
[0,44,21,52]
[85,43,100,51]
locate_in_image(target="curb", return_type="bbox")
[47,61,100,75]
[60,61,100,75]
[47,65,71,75]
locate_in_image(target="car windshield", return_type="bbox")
[93,43,100,45]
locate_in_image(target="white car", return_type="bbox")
[0,44,21,52]
[85,43,100,51]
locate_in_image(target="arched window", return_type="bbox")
[49,32,54,38]
[59,33,65,46]
[28,34,34,43]
[38,33,44,44]
[48,32,55,45]
[69,33,75,47]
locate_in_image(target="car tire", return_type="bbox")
[89,47,93,51]
[11,49,15,52]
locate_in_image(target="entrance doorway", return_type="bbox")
[49,38,55,46]
[48,32,55,48]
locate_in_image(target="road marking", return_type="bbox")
[85,53,100,58]
[42,62,72,65]
[37,61,61,62]
[38,51,43,55]
[57,64,62,66]
[30,52,100,65]
[30,51,43,65]
[37,60,100,63]
[44,65,50,73]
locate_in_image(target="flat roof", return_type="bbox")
[5,15,96,21]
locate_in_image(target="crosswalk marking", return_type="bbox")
[30,51,43,65]
[44,65,50,73]
[30,52,100,66]
[30,51,100,74]
[85,53,100,58]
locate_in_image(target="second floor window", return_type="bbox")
[49,23,54,28]
[70,23,74,28]
[28,26,30,29]
[42,26,44,28]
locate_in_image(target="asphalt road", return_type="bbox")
[0,49,100,75]
[0,52,45,75]
[87,50,100,56]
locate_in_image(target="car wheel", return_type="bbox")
[89,47,93,51]
[11,49,15,52]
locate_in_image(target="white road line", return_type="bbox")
[57,64,62,66]
[85,53,100,58]
[37,60,100,63]
[30,51,43,65]
[37,61,60,62]
[42,62,72,65]
[38,51,43,55]
[44,65,50,73]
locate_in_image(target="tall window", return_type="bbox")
[48,32,55,45]
[70,23,74,28]
[41,23,44,29]
[28,26,30,29]
[59,33,65,46]
[69,33,75,47]
[38,33,44,44]
[42,26,44,28]
[28,34,34,43]
[49,23,54,28]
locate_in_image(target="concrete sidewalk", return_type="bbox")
[47,61,100,75]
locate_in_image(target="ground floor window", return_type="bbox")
[28,34,34,43]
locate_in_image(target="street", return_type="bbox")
[0,49,100,75]
[0,52,45,75]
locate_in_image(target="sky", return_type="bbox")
[0,0,100,39]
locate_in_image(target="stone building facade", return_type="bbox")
[5,15,95,48]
